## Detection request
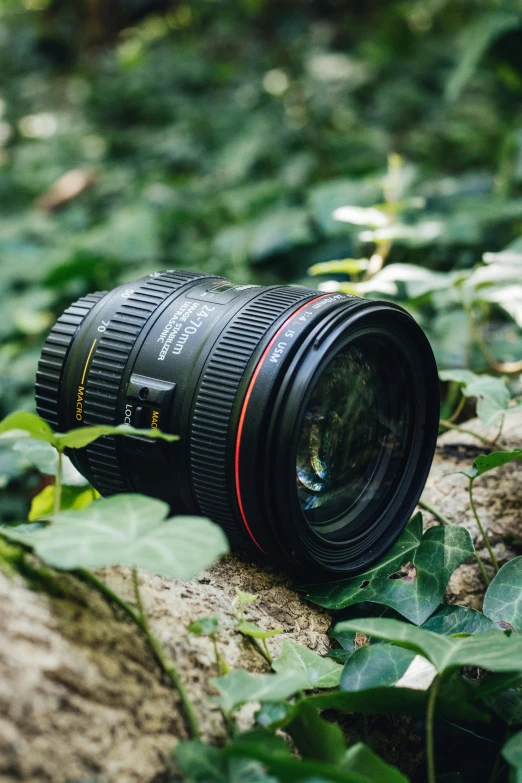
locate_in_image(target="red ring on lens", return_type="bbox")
[234,296,328,551]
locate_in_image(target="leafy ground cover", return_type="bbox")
[0,404,521,782]
[1,1,522,781]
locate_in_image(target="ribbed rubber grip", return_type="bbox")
[82,270,206,495]
[190,285,315,545]
[36,293,106,429]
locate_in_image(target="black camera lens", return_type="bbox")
[35,270,439,577]
[296,335,410,537]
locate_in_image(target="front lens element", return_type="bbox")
[296,335,410,538]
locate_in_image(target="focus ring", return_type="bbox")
[190,286,315,546]
[81,270,207,496]
[36,293,106,429]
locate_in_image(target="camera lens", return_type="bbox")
[35,270,439,577]
[296,336,410,538]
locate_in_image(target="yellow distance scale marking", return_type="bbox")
[75,338,97,421]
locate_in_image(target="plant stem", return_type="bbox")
[469,480,500,574]
[77,567,200,739]
[131,567,200,739]
[132,566,145,621]
[262,639,273,664]
[418,499,450,526]
[426,674,442,783]
[241,633,272,666]
[447,393,466,424]
[211,635,222,674]
[492,414,505,445]
[475,551,491,587]
[211,635,230,676]
[54,449,63,514]
[439,420,508,451]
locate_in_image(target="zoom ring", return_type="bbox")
[36,293,107,429]
[190,286,315,547]
[81,270,206,496]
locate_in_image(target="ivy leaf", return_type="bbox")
[224,730,409,783]
[329,627,357,652]
[176,740,277,783]
[211,669,309,713]
[461,449,522,480]
[502,729,522,773]
[308,675,490,723]
[272,640,342,689]
[0,412,55,444]
[175,740,229,783]
[237,621,282,640]
[342,743,409,783]
[12,440,88,485]
[473,672,522,701]
[421,605,497,635]
[478,678,522,725]
[3,494,229,579]
[29,484,97,521]
[285,700,346,765]
[334,618,522,675]
[301,514,474,625]
[439,369,510,426]
[483,557,522,631]
[54,422,178,449]
[188,616,222,636]
[340,644,417,692]
[255,701,297,730]
[0,411,178,450]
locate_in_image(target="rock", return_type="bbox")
[421,408,522,607]
[0,411,521,783]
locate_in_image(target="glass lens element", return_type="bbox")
[296,335,410,539]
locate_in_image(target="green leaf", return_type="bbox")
[477,677,522,725]
[285,701,346,765]
[483,557,522,631]
[473,671,522,701]
[301,514,474,625]
[308,258,369,277]
[12,440,88,485]
[340,644,416,692]
[29,484,97,521]
[445,12,522,101]
[502,729,522,772]
[325,648,354,665]
[461,449,522,480]
[211,669,309,713]
[237,621,282,640]
[234,588,259,605]
[438,369,510,426]
[0,412,55,444]
[55,423,178,449]
[224,730,408,783]
[329,627,357,652]
[188,616,222,636]
[175,740,229,783]
[272,640,342,689]
[421,605,497,635]
[0,412,178,451]
[3,494,229,579]
[342,743,409,783]
[334,618,522,675]
[255,701,296,730]
[307,675,490,723]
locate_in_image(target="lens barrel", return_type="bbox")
[36,270,439,577]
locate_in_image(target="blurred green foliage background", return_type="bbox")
[1,0,522,421]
